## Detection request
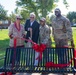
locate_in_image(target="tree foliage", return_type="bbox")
[16,0,58,18]
[16,0,68,18]
[20,9,29,20]
[9,7,29,24]
[67,12,76,24]
[0,4,7,20]
[9,12,16,22]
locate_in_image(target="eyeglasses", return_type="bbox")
[17,18,21,20]
[30,17,34,18]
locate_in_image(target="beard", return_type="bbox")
[55,13,61,17]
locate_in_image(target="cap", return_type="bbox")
[16,14,22,19]
[40,17,46,21]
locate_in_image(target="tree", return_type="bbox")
[20,9,30,23]
[8,7,29,24]
[67,12,76,25]
[50,14,55,25]
[9,12,16,23]
[0,4,7,20]
[46,16,51,25]
[16,0,68,19]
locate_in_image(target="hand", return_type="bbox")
[29,28,32,32]
[29,37,31,40]
[13,36,19,39]
[23,34,26,38]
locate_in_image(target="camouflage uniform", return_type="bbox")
[52,15,73,64]
[39,24,51,47]
[34,24,52,66]
[52,15,73,47]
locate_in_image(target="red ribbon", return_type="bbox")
[14,38,17,48]
[32,44,46,60]
[13,38,46,60]
[7,72,12,75]
[45,48,76,68]
[0,72,12,75]
[14,37,76,67]
[74,49,76,58]
[0,73,5,75]
[14,38,35,48]
[74,49,76,68]
[45,58,74,68]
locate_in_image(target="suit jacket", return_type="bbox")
[24,19,40,43]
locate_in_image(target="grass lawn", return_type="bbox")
[72,27,76,46]
[0,29,9,66]
[0,27,76,67]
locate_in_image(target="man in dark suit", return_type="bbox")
[24,13,40,43]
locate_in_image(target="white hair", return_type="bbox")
[30,13,36,18]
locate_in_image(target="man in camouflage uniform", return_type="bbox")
[39,17,51,47]
[34,17,52,66]
[52,8,74,47]
[52,8,74,75]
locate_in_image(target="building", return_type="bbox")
[0,20,11,29]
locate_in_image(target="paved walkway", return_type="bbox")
[13,73,74,75]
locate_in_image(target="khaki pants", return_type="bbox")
[34,52,40,66]
[55,39,68,47]
[55,39,68,64]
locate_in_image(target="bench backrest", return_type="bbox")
[4,47,75,73]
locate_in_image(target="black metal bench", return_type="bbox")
[0,47,76,75]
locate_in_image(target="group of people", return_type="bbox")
[8,12,51,48]
[8,8,75,75]
[8,8,74,48]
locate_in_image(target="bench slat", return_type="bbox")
[0,47,75,73]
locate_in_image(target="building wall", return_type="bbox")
[0,20,11,29]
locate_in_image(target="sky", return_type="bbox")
[0,0,17,15]
[0,0,76,15]
[55,0,76,15]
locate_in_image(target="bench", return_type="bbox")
[0,47,76,75]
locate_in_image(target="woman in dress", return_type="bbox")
[8,14,26,65]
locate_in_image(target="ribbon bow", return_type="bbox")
[32,43,46,60]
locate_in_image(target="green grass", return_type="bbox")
[0,27,76,67]
[0,29,9,66]
[72,27,76,47]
